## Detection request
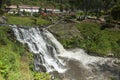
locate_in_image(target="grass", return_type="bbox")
[7,16,51,26]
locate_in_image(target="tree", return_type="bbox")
[111,5,120,20]
[0,0,11,14]
[0,0,3,9]
[0,0,5,14]
[5,0,11,6]
[0,0,11,8]
[39,7,42,14]
[102,0,117,14]
[110,5,120,29]
[17,4,20,15]
[60,5,63,12]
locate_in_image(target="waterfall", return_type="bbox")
[12,25,66,73]
[11,25,120,80]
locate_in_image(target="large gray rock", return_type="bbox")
[0,16,7,24]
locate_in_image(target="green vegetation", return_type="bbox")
[7,16,51,26]
[0,0,120,79]
[0,26,51,80]
[10,0,60,8]
[1,0,118,16]
[76,22,120,56]
[33,72,51,80]
[111,5,120,20]
[0,26,30,80]
[51,22,120,57]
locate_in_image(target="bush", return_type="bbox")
[33,12,40,17]
[66,14,76,19]
[33,72,51,80]
[0,26,32,80]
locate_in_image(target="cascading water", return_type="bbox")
[11,25,66,73]
[11,25,120,80]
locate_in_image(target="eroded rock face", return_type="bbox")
[48,22,82,39]
[0,16,7,24]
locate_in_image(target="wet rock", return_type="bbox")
[113,59,120,65]
[38,64,47,72]
[50,71,62,80]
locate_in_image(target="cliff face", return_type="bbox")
[48,22,82,49]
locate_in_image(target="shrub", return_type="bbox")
[33,12,40,17]
[33,72,51,80]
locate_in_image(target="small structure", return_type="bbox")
[6,5,61,15]
[45,8,61,13]
[6,5,40,14]
[20,5,39,13]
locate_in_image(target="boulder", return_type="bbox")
[0,16,8,24]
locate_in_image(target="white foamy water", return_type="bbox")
[59,49,113,69]
[12,25,66,73]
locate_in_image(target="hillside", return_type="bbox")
[48,21,120,57]
[0,26,51,80]
[10,0,66,8]
[0,26,32,79]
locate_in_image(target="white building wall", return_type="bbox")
[20,8,39,12]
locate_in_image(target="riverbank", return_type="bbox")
[48,21,120,58]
